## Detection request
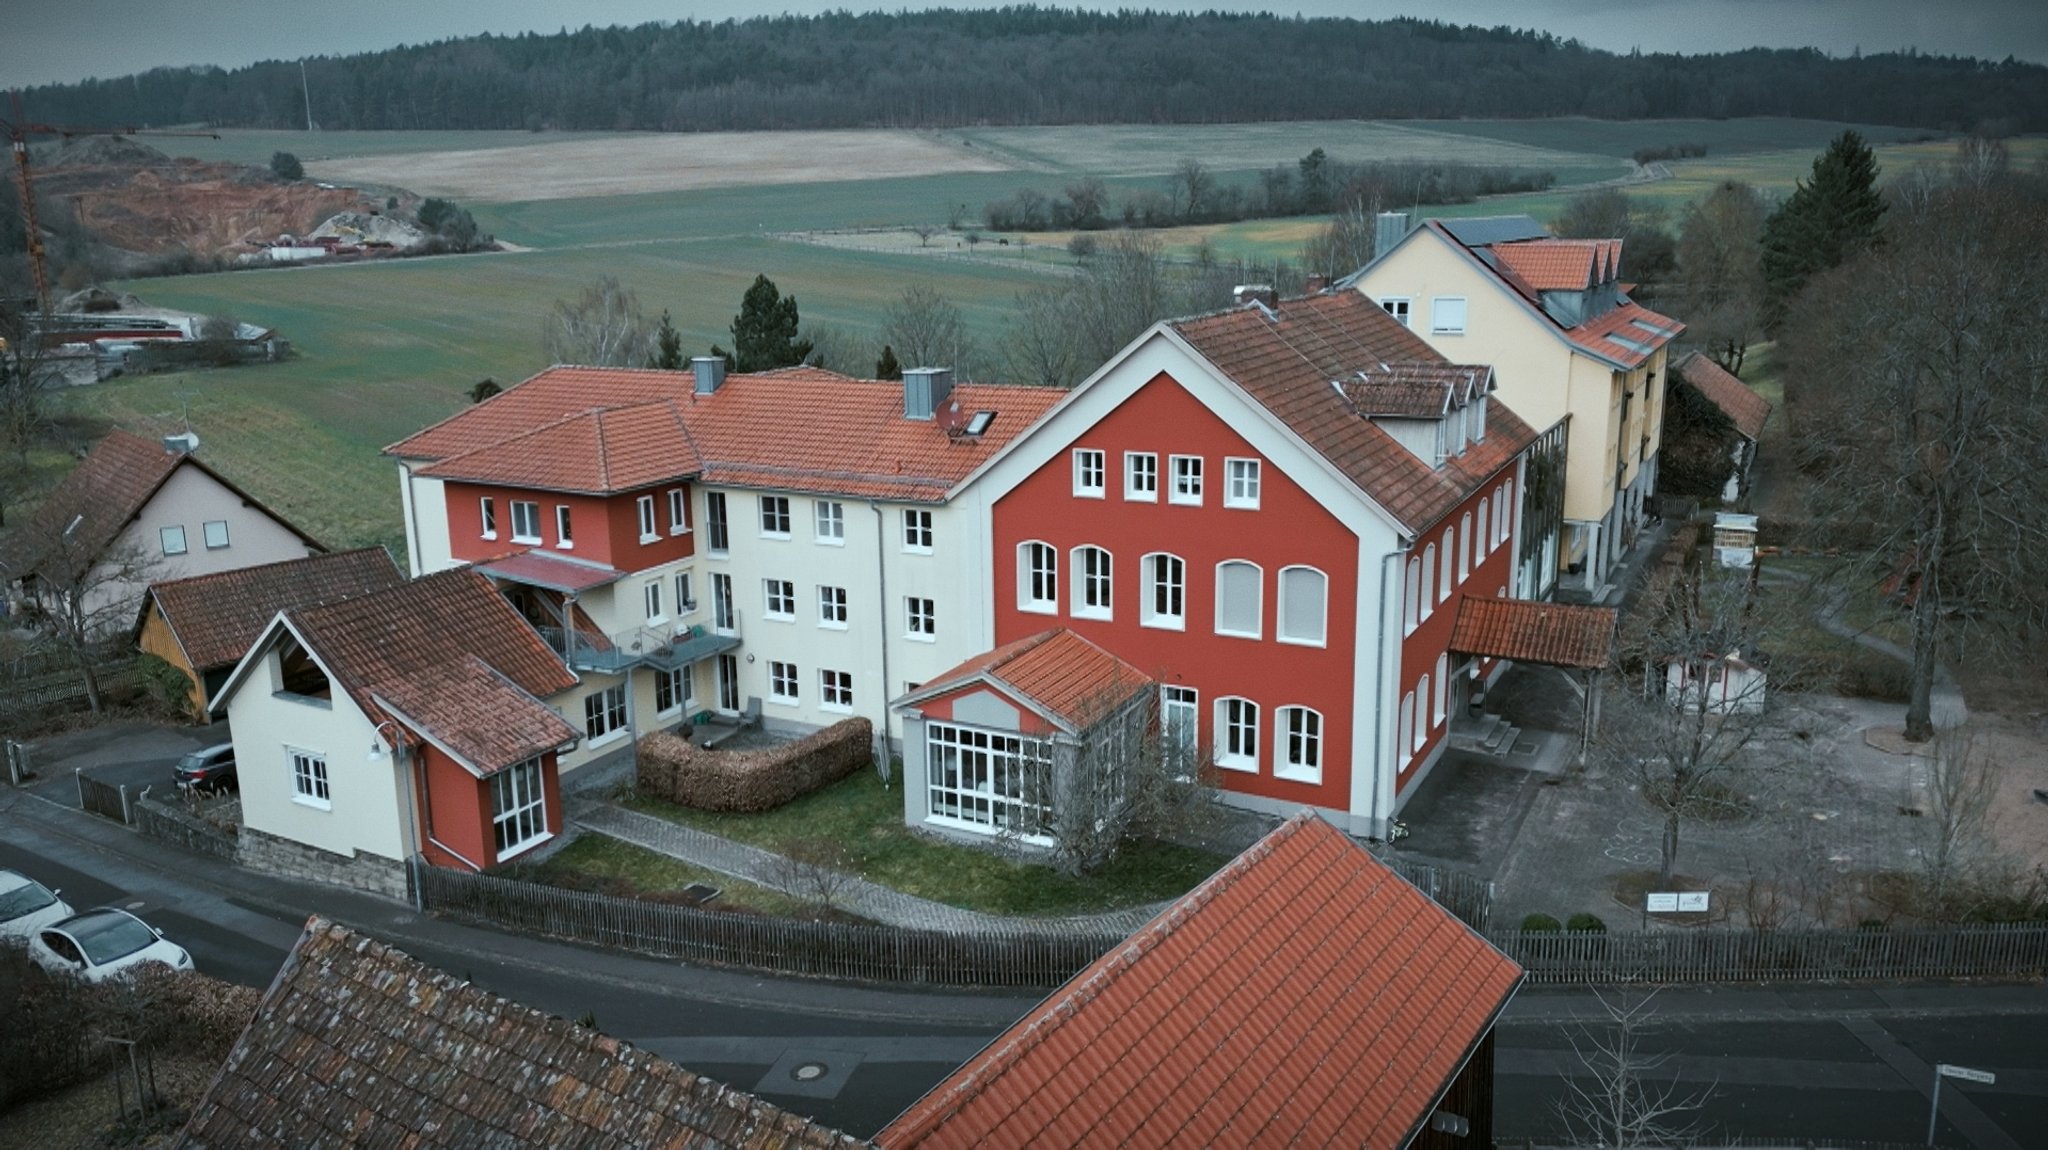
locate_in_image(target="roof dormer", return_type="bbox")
[1337,362,1495,469]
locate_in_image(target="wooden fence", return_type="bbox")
[1489,922,2048,984]
[0,658,141,731]
[415,865,1123,989]
[76,770,134,825]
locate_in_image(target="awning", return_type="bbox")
[475,551,624,594]
[1449,597,1617,670]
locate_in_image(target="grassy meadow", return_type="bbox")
[73,116,2000,558]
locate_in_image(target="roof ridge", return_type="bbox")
[150,545,391,594]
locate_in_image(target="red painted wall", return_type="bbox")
[412,745,564,871]
[991,372,1359,813]
[443,481,695,571]
[1395,471,1518,791]
[913,681,1057,738]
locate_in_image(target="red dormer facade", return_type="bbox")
[440,480,696,572]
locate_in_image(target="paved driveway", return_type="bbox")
[11,718,227,808]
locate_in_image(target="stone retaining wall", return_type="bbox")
[131,790,238,863]
[236,827,409,901]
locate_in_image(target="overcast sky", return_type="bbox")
[6,0,2043,88]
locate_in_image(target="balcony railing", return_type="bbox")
[538,620,738,674]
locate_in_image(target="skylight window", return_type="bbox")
[965,410,996,436]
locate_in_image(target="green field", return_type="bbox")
[144,129,661,168]
[1388,117,1941,158]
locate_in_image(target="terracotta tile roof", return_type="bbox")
[899,628,1154,731]
[475,549,625,593]
[1340,362,1491,419]
[880,814,1523,1149]
[1448,596,1617,670]
[390,367,1066,504]
[1171,293,1538,534]
[143,547,402,673]
[1491,238,1604,291]
[1674,351,1772,442]
[176,916,866,1150]
[285,569,580,774]
[1566,301,1685,370]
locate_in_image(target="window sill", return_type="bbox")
[1213,757,1258,774]
[1273,766,1322,785]
[1073,489,1106,500]
[819,621,849,631]
[1222,500,1260,511]
[585,728,628,750]
[1214,629,1262,642]
[639,534,661,545]
[556,543,575,551]
[1168,496,1202,507]
[205,544,231,551]
[1432,329,1466,337]
[1140,618,1186,632]
[481,532,498,542]
[815,537,846,547]
[669,526,691,537]
[1071,609,1112,623]
[764,613,795,624]
[760,532,792,542]
[291,794,333,811]
[1018,602,1058,616]
[903,546,934,556]
[1276,635,1327,649]
[820,702,853,715]
[647,615,667,627]
[923,814,1053,848]
[511,535,542,546]
[905,632,937,644]
[768,695,800,707]
[495,830,555,864]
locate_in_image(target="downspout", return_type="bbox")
[1370,545,1407,839]
[398,463,425,577]
[868,500,893,783]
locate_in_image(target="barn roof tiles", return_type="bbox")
[1448,595,1618,670]
[1674,351,1772,442]
[142,547,403,673]
[898,628,1154,731]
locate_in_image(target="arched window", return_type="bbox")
[1435,653,1449,725]
[1416,673,1431,744]
[1439,530,1454,601]
[1215,697,1259,772]
[1477,498,1490,557]
[1018,541,1057,613]
[1275,706,1322,783]
[1141,552,1185,630]
[1399,692,1415,766]
[1072,545,1112,620]
[1215,560,1263,638]
[1459,514,1473,580]
[1277,566,1327,646]
[1419,546,1436,619]
[1404,557,1421,635]
[1499,479,1513,545]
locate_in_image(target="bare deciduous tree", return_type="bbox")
[910,222,940,248]
[1555,989,1717,1149]
[1675,180,1767,375]
[10,524,164,713]
[1170,157,1213,222]
[999,287,1083,389]
[541,276,654,367]
[881,284,975,372]
[768,837,862,915]
[1916,728,2004,920]
[1297,195,1379,279]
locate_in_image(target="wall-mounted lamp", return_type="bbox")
[368,718,406,763]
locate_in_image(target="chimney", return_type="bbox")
[902,366,954,421]
[1304,274,1330,294]
[161,432,199,455]
[1374,211,1411,261]
[1233,284,1277,309]
[691,355,727,395]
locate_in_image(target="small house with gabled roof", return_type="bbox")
[1672,351,1772,503]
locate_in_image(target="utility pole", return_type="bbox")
[300,61,314,132]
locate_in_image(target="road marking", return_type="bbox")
[1840,1015,2023,1150]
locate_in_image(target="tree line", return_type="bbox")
[18,11,2045,133]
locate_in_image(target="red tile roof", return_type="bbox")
[1491,238,1606,291]
[143,547,402,673]
[1566,301,1686,370]
[1448,596,1617,670]
[1674,351,1772,441]
[390,367,1067,503]
[880,814,1523,1149]
[1340,362,1491,419]
[283,569,580,774]
[178,916,866,1149]
[900,628,1154,731]
[0,431,319,583]
[1171,293,1538,534]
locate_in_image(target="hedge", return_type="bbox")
[638,717,873,812]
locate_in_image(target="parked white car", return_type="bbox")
[0,868,74,943]
[28,908,193,983]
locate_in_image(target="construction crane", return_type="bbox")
[4,90,218,319]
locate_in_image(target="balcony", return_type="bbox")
[538,620,738,674]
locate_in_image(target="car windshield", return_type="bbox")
[177,752,210,770]
[0,883,57,920]
[68,913,158,965]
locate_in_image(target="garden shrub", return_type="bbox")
[638,717,872,812]
[1520,912,1562,933]
[1841,659,1911,702]
[1565,912,1607,933]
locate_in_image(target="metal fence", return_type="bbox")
[1374,852,1495,931]
[1489,922,2048,984]
[414,864,1123,988]
[76,769,134,825]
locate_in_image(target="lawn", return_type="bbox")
[627,772,1227,917]
[511,832,825,918]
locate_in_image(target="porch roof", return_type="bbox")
[1448,596,1617,670]
[475,550,624,594]
[894,628,1153,734]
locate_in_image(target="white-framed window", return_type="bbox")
[1460,513,1473,579]
[1277,565,1327,646]
[643,580,663,622]
[1072,545,1112,620]
[905,596,936,640]
[925,722,1053,838]
[656,664,693,715]
[903,508,934,553]
[1215,697,1259,772]
[1416,674,1432,747]
[491,758,548,858]
[668,488,689,534]
[1073,448,1106,498]
[1404,557,1421,635]
[818,585,848,628]
[1019,541,1058,614]
[760,495,791,538]
[1276,706,1322,784]
[711,572,735,632]
[1399,692,1415,766]
[289,748,330,808]
[637,495,658,542]
[584,684,627,742]
[1224,458,1261,509]
[820,669,854,711]
[1435,653,1450,726]
[160,525,188,556]
[555,505,574,549]
[1379,297,1412,327]
[1420,544,1437,618]
[1215,560,1262,638]
[675,571,695,613]
[815,500,844,544]
[1125,452,1158,501]
[1431,296,1468,335]
[511,501,541,544]
[706,492,729,553]
[1170,455,1203,505]
[1141,552,1185,630]
[764,579,796,621]
[480,497,497,540]
[769,661,799,703]
[1477,498,1490,557]
[1499,479,1513,546]
[203,520,230,550]
[1439,530,1454,601]
[1161,685,1199,767]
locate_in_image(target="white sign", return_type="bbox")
[1646,893,1679,912]
[1937,1064,1996,1085]
[1678,892,1711,912]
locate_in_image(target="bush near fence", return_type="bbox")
[638,716,872,812]
[1490,922,2048,984]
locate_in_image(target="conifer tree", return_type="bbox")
[875,344,902,380]
[1759,130,1885,327]
[714,275,812,373]
[651,310,683,369]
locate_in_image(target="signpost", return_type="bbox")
[1928,1063,1996,1146]
[1642,891,1711,926]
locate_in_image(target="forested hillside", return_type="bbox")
[22,11,2046,134]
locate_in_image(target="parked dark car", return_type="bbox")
[173,743,236,792]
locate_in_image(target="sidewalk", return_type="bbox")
[569,800,1166,937]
